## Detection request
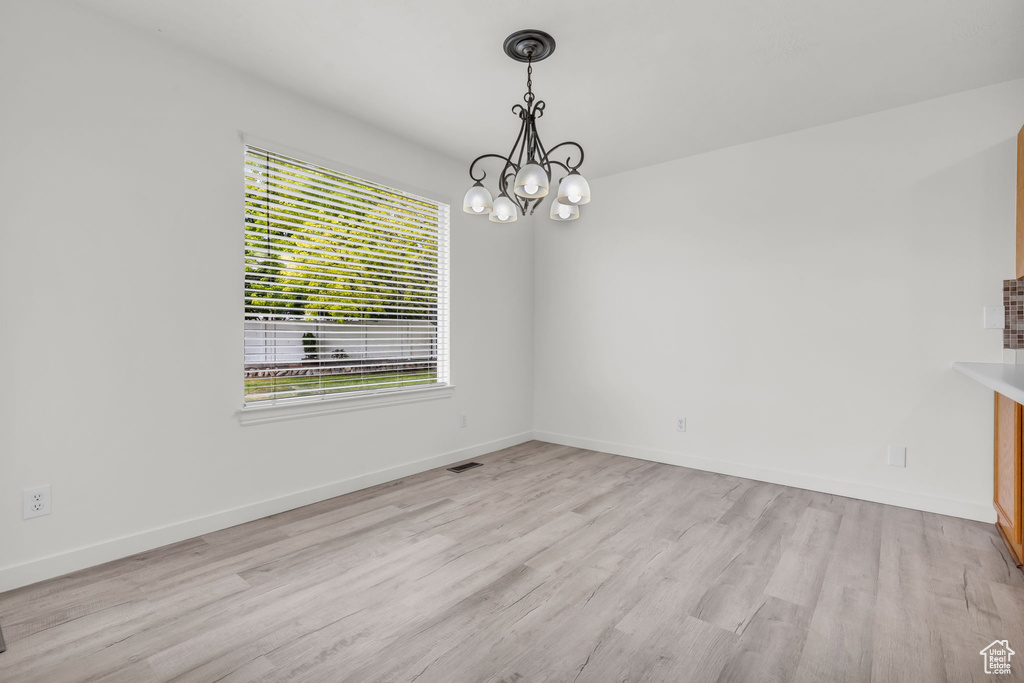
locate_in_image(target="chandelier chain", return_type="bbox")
[524,56,534,105]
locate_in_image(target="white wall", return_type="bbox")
[0,1,534,591]
[534,78,1024,522]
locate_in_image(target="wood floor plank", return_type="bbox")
[821,498,883,594]
[764,506,842,608]
[690,489,811,634]
[715,596,814,683]
[870,506,951,683]
[791,582,875,683]
[1,441,1020,683]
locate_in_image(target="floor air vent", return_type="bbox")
[448,462,483,473]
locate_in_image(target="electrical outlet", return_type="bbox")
[887,446,907,468]
[459,412,468,428]
[23,485,51,519]
[676,418,686,432]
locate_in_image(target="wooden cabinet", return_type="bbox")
[995,391,1024,564]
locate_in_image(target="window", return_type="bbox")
[243,145,449,407]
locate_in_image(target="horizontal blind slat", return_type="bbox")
[245,316,442,325]
[245,295,437,310]
[245,304,438,318]
[244,275,437,298]
[245,261,440,288]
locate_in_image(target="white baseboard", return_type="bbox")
[0,432,533,594]
[533,430,996,524]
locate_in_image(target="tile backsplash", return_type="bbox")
[1005,279,1024,348]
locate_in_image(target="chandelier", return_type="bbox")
[462,30,590,223]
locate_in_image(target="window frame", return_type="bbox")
[237,136,453,424]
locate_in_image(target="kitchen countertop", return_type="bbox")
[953,362,1024,405]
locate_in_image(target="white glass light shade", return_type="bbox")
[549,200,580,221]
[556,172,591,205]
[462,184,493,214]
[488,195,519,223]
[514,163,549,198]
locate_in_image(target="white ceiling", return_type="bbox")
[76,0,1024,179]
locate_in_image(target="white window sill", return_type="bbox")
[238,384,455,426]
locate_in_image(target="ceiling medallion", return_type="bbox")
[462,30,590,223]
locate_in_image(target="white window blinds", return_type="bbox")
[243,146,450,405]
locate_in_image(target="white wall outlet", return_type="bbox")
[23,485,51,519]
[887,446,907,468]
[459,412,468,428]
[984,306,1006,330]
[676,418,686,432]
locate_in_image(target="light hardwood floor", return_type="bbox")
[1,441,1023,682]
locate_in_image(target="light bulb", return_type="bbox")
[462,184,493,215]
[514,163,549,198]
[557,173,591,206]
[489,195,519,223]
[549,199,580,221]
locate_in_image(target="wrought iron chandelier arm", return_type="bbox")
[545,159,571,174]
[468,153,516,183]
[545,141,585,173]
[507,176,528,214]
[532,127,553,176]
[502,170,518,193]
[506,111,528,166]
